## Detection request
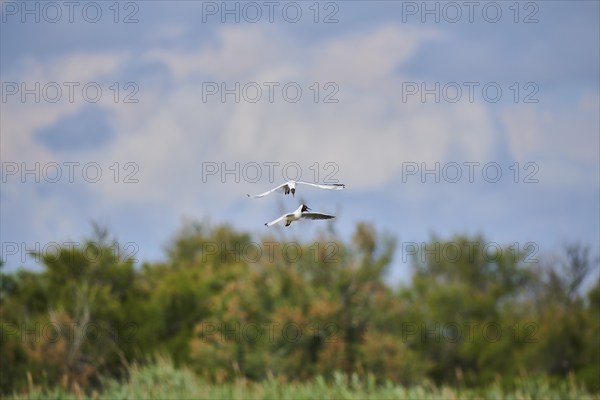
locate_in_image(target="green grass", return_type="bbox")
[12,360,600,400]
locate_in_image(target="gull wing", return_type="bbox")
[301,212,335,220]
[296,181,345,190]
[247,182,290,198]
[265,214,287,227]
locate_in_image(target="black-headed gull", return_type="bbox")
[265,204,335,227]
[248,181,345,198]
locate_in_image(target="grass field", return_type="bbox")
[12,359,600,400]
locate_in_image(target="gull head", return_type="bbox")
[301,204,311,212]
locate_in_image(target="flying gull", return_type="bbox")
[265,204,335,227]
[248,181,345,198]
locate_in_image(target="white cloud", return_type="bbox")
[501,95,600,185]
[310,24,441,88]
[79,24,496,207]
[1,51,130,164]
[143,25,296,80]
[1,23,498,229]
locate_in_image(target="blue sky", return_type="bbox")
[1,1,599,285]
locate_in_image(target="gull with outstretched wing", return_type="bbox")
[265,204,335,227]
[248,181,345,198]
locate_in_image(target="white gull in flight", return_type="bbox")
[265,204,335,227]
[248,181,345,198]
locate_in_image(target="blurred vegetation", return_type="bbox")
[11,357,600,400]
[1,221,599,397]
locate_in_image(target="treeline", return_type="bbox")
[1,222,598,395]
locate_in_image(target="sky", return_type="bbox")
[1,0,599,285]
